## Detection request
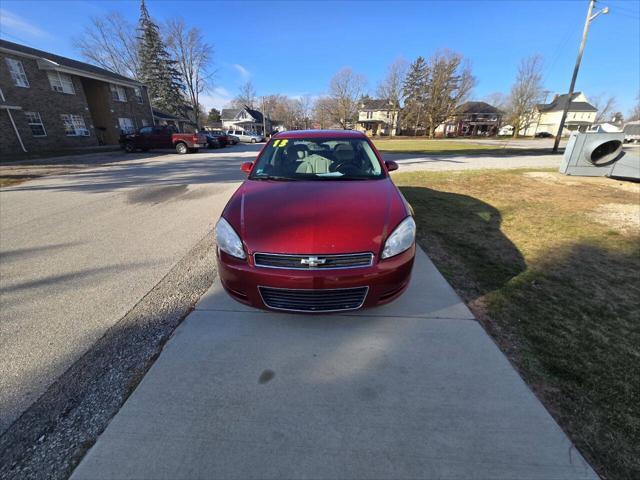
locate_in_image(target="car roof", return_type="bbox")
[273,130,367,139]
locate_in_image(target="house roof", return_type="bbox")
[221,106,268,122]
[455,101,502,115]
[221,108,241,120]
[245,107,265,123]
[359,99,398,111]
[152,108,192,123]
[536,92,597,113]
[0,39,142,86]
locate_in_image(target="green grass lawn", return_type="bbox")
[394,169,640,480]
[374,138,499,155]
[371,137,548,156]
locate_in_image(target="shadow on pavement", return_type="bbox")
[0,145,261,194]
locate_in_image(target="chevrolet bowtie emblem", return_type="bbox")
[300,256,326,267]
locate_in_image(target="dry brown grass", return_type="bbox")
[395,169,640,480]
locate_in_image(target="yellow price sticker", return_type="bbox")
[273,139,281,147]
[279,139,288,146]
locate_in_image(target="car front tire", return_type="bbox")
[175,142,188,154]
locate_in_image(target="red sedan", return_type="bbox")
[215,130,416,313]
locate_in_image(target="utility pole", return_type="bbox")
[261,96,268,137]
[553,0,608,152]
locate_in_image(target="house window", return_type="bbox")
[366,111,372,119]
[61,114,90,136]
[134,86,144,103]
[118,117,135,134]
[110,84,127,102]
[5,58,29,87]
[25,112,46,137]
[47,71,75,94]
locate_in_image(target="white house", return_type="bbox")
[520,92,597,136]
[221,106,271,135]
[354,99,400,136]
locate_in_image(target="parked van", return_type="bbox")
[227,130,264,143]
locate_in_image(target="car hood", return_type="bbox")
[224,179,408,255]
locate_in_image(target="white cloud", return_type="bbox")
[232,63,251,81]
[0,9,51,40]
[200,87,234,110]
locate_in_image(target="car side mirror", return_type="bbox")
[385,160,399,172]
[240,162,253,174]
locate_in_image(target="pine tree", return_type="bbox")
[402,57,428,136]
[137,0,185,116]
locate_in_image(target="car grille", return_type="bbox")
[254,252,373,270]
[259,286,368,312]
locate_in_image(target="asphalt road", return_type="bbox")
[0,144,259,434]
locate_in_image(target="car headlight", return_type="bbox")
[381,216,416,259]
[215,217,246,259]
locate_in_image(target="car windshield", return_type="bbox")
[249,137,384,181]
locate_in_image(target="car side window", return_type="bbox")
[139,127,153,135]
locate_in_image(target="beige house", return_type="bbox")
[520,92,597,136]
[355,99,399,136]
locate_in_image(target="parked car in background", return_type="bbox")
[208,130,230,147]
[204,133,221,149]
[120,126,207,154]
[227,134,240,145]
[623,121,640,143]
[214,130,415,313]
[227,130,264,143]
[535,131,554,138]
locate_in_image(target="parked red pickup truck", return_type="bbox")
[120,126,207,154]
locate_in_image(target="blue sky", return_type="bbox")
[1,0,639,114]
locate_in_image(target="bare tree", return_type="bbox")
[482,92,509,111]
[312,97,334,129]
[165,18,214,129]
[297,95,313,129]
[376,58,408,135]
[629,94,640,122]
[423,51,476,138]
[328,68,367,129]
[74,12,139,78]
[232,81,256,108]
[591,94,617,123]
[507,54,545,137]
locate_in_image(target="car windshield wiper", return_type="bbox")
[250,175,298,181]
[317,176,373,180]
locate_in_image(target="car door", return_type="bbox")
[138,126,153,149]
[156,127,174,149]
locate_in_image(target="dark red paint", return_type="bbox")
[217,130,415,311]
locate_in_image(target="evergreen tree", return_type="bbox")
[137,0,185,116]
[402,57,428,135]
[206,108,221,124]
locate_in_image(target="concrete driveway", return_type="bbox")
[0,144,260,433]
[72,249,596,480]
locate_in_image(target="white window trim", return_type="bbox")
[25,111,47,137]
[110,84,127,102]
[6,58,29,88]
[61,114,90,136]
[134,87,144,104]
[47,71,76,94]
[118,117,135,134]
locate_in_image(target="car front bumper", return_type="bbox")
[216,246,415,312]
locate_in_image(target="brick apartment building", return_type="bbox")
[0,39,154,156]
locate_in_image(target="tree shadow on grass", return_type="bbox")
[400,186,527,300]
[399,185,640,479]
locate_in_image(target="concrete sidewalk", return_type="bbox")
[71,248,597,479]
